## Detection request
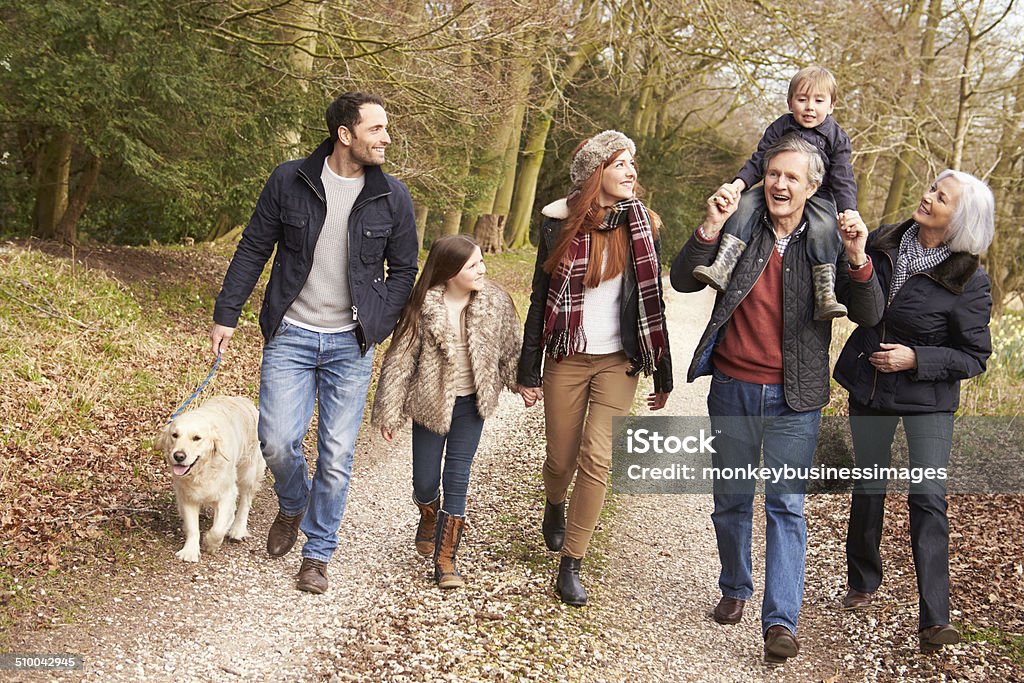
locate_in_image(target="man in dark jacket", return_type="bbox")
[210,92,418,593]
[671,134,882,664]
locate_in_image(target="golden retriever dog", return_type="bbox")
[156,396,265,562]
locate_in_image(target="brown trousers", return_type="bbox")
[543,351,639,559]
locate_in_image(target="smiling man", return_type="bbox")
[210,92,418,593]
[670,134,883,665]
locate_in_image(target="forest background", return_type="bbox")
[2,2,1024,669]
[2,0,1023,314]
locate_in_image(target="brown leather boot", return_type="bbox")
[295,557,328,594]
[433,510,466,589]
[267,509,304,557]
[414,497,440,556]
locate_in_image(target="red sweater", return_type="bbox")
[713,248,784,384]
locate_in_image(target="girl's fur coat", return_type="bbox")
[372,281,521,435]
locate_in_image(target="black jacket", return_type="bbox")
[735,114,857,213]
[671,214,884,412]
[833,221,992,414]
[213,138,419,353]
[517,202,673,394]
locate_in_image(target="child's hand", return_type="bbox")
[518,385,543,407]
[716,181,744,208]
[838,210,869,264]
[380,427,395,442]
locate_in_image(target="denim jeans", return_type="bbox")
[707,366,821,636]
[258,322,374,563]
[846,402,954,630]
[411,394,485,517]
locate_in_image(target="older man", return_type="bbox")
[671,134,883,664]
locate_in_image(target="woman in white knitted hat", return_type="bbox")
[516,131,673,606]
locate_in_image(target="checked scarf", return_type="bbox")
[889,223,951,304]
[543,197,667,376]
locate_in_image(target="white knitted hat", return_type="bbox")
[569,130,636,187]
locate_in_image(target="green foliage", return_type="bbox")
[0,0,304,241]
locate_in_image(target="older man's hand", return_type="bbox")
[838,210,869,266]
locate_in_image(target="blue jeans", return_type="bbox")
[411,394,485,517]
[707,367,821,636]
[258,322,374,563]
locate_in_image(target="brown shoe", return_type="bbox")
[919,624,959,653]
[433,511,466,589]
[842,587,875,610]
[764,625,800,665]
[712,596,745,625]
[267,509,304,557]
[296,557,328,594]
[414,497,440,556]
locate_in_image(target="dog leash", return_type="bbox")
[166,354,221,425]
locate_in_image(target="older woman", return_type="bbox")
[832,169,994,653]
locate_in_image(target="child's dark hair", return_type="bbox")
[391,235,480,350]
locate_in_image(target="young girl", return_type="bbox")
[517,130,672,606]
[372,234,521,589]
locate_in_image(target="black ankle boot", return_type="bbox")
[542,500,565,551]
[555,555,588,606]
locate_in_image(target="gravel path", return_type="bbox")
[10,282,991,682]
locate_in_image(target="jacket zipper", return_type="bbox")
[298,165,393,351]
[346,190,391,331]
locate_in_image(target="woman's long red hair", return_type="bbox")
[543,147,660,288]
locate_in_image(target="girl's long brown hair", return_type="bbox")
[391,235,480,351]
[543,147,660,288]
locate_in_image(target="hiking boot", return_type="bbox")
[414,496,440,556]
[433,511,466,589]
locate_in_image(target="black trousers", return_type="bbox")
[845,401,954,631]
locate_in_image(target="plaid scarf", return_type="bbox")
[889,223,951,304]
[543,197,667,376]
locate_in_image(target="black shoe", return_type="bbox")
[555,555,587,606]
[542,500,565,552]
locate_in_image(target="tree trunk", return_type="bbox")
[881,0,943,224]
[32,129,72,241]
[205,212,234,242]
[441,209,462,236]
[414,202,429,249]
[54,151,100,245]
[503,0,606,248]
[473,214,503,254]
[505,114,553,249]
[492,62,532,221]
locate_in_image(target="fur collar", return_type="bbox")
[419,281,510,343]
[541,198,569,220]
[871,219,980,295]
